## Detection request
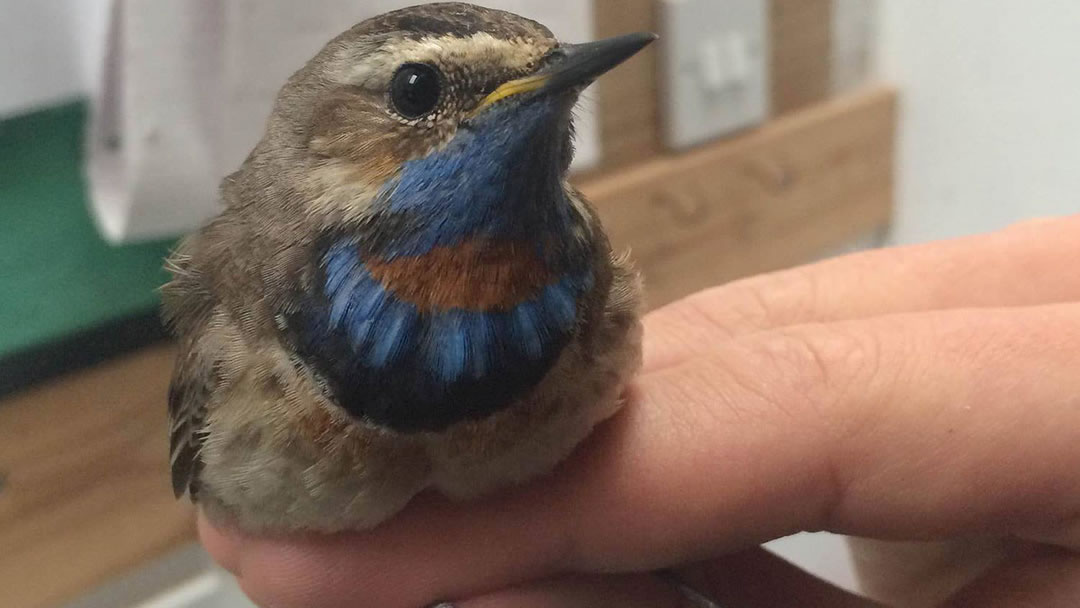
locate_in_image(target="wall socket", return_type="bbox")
[659,0,769,150]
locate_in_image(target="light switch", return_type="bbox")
[660,0,769,150]
[699,32,751,93]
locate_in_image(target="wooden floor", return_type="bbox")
[0,88,895,608]
[0,344,195,608]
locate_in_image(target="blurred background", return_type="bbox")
[1,1,1078,607]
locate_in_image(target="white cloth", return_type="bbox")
[87,0,597,243]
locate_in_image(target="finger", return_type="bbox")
[454,573,686,608]
[674,547,882,607]
[202,510,862,608]
[199,513,241,576]
[1021,516,1080,552]
[645,215,1080,370]
[569,305,1080,565]
[445,549,880,608]
[221,531,686,608]
[213,304,1080,607]
[944,548,1080,607]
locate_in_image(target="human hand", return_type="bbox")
[200,216,1080,607]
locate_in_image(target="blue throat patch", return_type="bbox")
[291,97,598,432]
[373,97,575,258]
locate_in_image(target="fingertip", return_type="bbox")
[224,524,450,608]
[198,509,244,576]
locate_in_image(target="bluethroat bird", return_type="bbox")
[164,2,653,533]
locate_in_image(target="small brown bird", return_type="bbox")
[164,2,651,533]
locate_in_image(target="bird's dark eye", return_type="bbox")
[390,63,442,119]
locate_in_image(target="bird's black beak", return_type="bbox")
[474,32,657,113]
[541,32,658,94]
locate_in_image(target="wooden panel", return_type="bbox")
[0,345,194,608]
[581,87,896,308]
[593,0,662,168]
[770,0,834,115]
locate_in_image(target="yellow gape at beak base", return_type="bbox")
[473,74,550,114]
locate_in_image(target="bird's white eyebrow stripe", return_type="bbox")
[327,32,553,89]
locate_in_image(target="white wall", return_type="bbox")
[877,1,1080,244]
[0,0,110,117]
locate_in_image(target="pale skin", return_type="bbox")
[199,215,1080,607]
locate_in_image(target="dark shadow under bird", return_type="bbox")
[164,2,652,533]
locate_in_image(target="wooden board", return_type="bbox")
[581,87,896,308]
[0,88,894,608]
[593,0,662,169]
[0,345,195,608]
[770,0,834,115]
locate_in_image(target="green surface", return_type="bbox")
[0,102,175,356]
